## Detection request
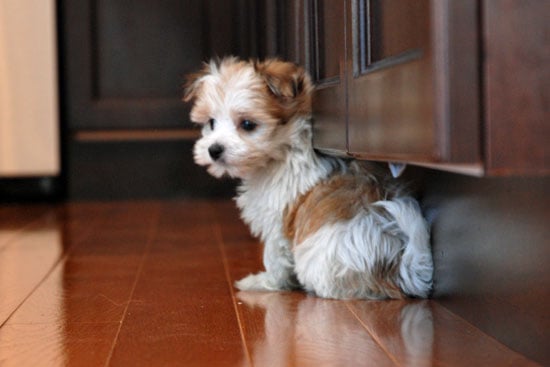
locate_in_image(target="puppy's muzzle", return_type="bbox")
[208,143,225,161]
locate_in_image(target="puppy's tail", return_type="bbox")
[374,197,433,298]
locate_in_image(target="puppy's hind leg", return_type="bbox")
[293,216,405,300]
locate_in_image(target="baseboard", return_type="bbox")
[67,139,236,200]
[0,176,63,202]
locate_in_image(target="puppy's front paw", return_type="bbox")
[235,272,283,292]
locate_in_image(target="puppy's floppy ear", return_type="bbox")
[183,62,212,102]
[254,59,313,118]
[254,59,312,99]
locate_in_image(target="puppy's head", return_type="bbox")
[184,57,313,179]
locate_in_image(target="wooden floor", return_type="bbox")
[0,200,541,366]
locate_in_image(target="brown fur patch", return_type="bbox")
[254,59,313,123]
[371,258,405,299]
[284,173,385,246]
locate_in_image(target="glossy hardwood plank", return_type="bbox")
[0,202,113,326]
[7,252,143,326]
[0,322,120,367]
[0,202,160,367]
[347,300,436,366]
[235,292,397,367]
[109,292,247,367]
[108,201,248,366]
[349,300,540,367]
[0,209,64,325]
[0,226,124,366]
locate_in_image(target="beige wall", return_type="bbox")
[0,0,60,176]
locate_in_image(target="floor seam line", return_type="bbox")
[213,221,254,367]
[0,253,69,329]
[345,301,401,366]
[0,206,99,328]
[103,204,160,367]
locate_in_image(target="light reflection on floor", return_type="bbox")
[0,221,66,367]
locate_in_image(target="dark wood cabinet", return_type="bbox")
[285,0,548,176]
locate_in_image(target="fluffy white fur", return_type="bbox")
[185,57,433,299]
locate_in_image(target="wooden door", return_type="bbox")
[60,0,262,198]
[61,0,247,133]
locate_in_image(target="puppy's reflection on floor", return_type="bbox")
[350,298,435,366]
[237,292,434,366]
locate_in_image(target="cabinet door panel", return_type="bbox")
[483,0,550,175]
[361,0,426,67]
[348,60,435,160]
[309,0,348,153]
[348,0,435,161]
[348,0,481,165]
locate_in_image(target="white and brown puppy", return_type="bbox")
[184,57,433,299]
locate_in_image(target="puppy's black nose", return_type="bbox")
[208,144,225,161]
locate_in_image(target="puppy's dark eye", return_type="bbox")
[240,120,257,132]
[208,118,215,130]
